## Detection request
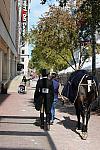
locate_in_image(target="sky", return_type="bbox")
[28,0,49,57]
[28,0,57,57]
[29,0,50,30]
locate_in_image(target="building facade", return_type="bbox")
[0,0,18,83]
[18,0,30,75]
[0,0,30,85]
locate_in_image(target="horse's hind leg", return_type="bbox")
[81,107,90,133]
[75,107,81,130]
[81,108,90,140]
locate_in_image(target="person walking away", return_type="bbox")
[51,72,59,124]
[22,76,27,85]
[34,69,54,130]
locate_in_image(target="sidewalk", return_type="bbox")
[0,76,100,150]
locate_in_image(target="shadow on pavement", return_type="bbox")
[56,100,76,116]
[33,118,57,150]
[0,94,10,105]
[0,148,43,150]
[0,115,57,150]
[0,116,39,125]
[57,116,76,130]
[57,116,82,136]
[0,116,38,119]
[0,131,57,150]
[0,130,48,136]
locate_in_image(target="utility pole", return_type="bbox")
[91,0,96,76]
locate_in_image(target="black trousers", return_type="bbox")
[40,112,51,126]
[40,103,51,126]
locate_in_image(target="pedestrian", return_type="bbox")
[34,69,54,130]
[22,76,27,85]
[50,72,59,124]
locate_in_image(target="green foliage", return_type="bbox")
[28,5,78,72]
[76,0,100,75]
[28,1,100,73]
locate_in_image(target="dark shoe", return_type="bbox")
[46,124,50,131]
[40,125,44,129]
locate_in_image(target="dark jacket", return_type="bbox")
[34,77,54,113]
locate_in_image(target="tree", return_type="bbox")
[77,0,100,75]
[27,5,79,72]
[40,0,100,75]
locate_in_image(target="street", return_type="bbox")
[0,76,100,150]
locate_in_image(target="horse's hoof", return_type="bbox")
[80,132,88,140]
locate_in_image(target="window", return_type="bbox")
[17,63,24,71]
[22,50,25,54]
[21,58,24,62]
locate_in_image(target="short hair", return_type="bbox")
[51,72,57,78]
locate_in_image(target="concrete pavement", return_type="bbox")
[0,75,100,150]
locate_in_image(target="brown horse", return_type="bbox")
[62,70,98,139]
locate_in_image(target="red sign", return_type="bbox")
[21,0,28,39]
